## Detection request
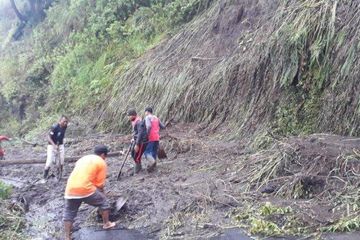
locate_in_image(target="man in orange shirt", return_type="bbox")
[63,145,115,240]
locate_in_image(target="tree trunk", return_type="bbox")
[28,0,36,13]
[10,0,27,22]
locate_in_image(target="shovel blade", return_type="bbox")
[115,197,127,212]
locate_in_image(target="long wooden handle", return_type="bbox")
[117,143,133,180]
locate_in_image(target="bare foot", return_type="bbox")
[103,221,116,229]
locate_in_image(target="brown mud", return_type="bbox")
[1,124,360,239]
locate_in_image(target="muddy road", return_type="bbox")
[1,124,360,239]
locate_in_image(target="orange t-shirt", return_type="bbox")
[65,154,107,198]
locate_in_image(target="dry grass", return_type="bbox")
[230,133,360,235]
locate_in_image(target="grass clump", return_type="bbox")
[321,216,360,233]
[231,202,306,237]
[0,181,25,240]
[0,181,12,200]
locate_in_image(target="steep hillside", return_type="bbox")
[99,0,360,136]
[0,0,359,137]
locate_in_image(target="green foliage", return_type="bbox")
[250,218,282,236]
[0,181,12,199]
[259,202,292,216]
[274,87,322,136]
[321,216,360,233]
[47,0,213,116]
[231,202,306,237]
[0,199,26,240]
[271,0,338,89]
[268,1,360,136]
[0,0,214,134]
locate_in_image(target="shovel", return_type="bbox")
[117,142,133,180]
[97,197,127,223]
[115,197,127,212]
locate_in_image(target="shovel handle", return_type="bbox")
[116,142,134,180]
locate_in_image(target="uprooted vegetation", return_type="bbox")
[229,134,360,237]
[0,181,26,240]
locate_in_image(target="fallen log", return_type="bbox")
[0,151,123,166]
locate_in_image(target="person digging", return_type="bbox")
[127,109,148,174]
[43,115,68,179]
[63,145,116,240]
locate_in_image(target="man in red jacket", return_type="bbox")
[127,109,148,174]
[0,135,10,160]
[144,107,165,171]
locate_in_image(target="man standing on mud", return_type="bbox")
[43,115,68,179]
[144,107,165,171]
[127,109,148,174]
[63,145,115,240]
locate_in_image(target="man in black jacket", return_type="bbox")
[43,115,69,179]
[127,109,148,174]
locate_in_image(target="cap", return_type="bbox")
[145,107,153,113]
[94,145,109,156]
[127,109,137,116]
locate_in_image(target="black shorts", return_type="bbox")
[63,190,111,222]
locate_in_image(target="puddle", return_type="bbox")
[73,226,150,240]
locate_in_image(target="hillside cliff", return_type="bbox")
[0,0,359,137]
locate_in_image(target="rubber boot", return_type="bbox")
[147,158,156,172]
[43,168,49,179]
[134,163,142,174]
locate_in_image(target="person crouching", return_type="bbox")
[63,145,115,240]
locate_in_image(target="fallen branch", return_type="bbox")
[191,56,218,61]
[0,151,123,166]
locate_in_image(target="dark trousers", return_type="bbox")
[144,141,159,160]
[131,143,147,164]
[63,190,110,222]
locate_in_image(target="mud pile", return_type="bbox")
[1,126,360,239]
